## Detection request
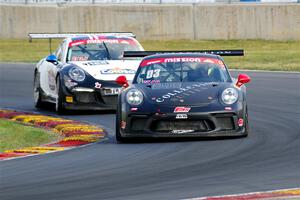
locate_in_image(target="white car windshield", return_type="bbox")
[67,39,143,62]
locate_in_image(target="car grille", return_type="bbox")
[75,92,96,103]
[129,114,235,133]
[213,113,235,131]
[150,119,215,132]
[216,117,235,130]
[130,118,148,131]
[74,91,117,105]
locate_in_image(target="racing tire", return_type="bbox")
[55,76,66,114]
[244,107,249,137]
[33,72,45,108]
[115,102,126,143]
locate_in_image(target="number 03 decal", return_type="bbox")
[146,69,160,79]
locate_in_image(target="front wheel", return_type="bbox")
[55,77,66,114]
[115,102,126,143]
[243,107,249,137]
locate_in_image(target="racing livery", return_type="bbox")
[115,50,251,141]
[31,33,144,113]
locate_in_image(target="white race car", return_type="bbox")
[31,33,144,113]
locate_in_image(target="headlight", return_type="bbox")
[221,88,238,105]
[126,89,143,106]
[69,67,85,82]
[64,75,78,89]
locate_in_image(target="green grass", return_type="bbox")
[0,119,59,152]
[0,39,299,71]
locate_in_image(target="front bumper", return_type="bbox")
[120,111,247,138]
[63,87,120,110]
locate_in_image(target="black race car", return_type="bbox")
[115,50,251,142]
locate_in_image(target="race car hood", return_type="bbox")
[70,60,141,81]
[136,82,232,106]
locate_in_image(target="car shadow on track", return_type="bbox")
[36,102,116,115]
[114,136,247,144]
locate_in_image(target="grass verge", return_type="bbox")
[0,119,59,152]
[0,39,299,71]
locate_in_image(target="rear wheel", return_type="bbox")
[33,72,45,108]
[55,77,66,114]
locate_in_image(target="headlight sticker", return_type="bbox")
[95,82,102,89]
[101,69,136,74]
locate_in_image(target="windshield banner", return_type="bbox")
[68,38,136,47]
[140,57,224,67]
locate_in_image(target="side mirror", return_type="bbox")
[116,75,129,88]
[236,74,251,87]
[46,55,58,63]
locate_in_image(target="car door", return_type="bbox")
[44,42,64,98]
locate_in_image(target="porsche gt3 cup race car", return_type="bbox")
[115,50,251,142]
[31,32,144,113]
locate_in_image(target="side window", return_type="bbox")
[55,43,64,62]
[55,46,62,61]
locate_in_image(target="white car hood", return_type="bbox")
[70,60,141,81]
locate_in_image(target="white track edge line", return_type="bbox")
[183,187,300,200]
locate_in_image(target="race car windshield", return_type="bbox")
[135,58,230,84]
[67,41,143,62]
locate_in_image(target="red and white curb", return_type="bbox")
[0,109,106,160]
[185,188,300,200]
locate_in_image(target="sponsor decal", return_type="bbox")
[95,82,102,89]
[202,58,215,63]
[140,57,224,67]
[143,80,160,84]
[101,69,136,74]
[71,56,88,61]
[176,114,188,119]
[165,57,202,63]
[171,130,194,134]
[174,107,191,113]
[155,83,210,103]
[152,82,181,89]
[82,60,109,66]
[120,40,130,44]
[69,38,136,47]
[103,88,121,95]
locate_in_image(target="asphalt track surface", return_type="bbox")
[0,63,299,200]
